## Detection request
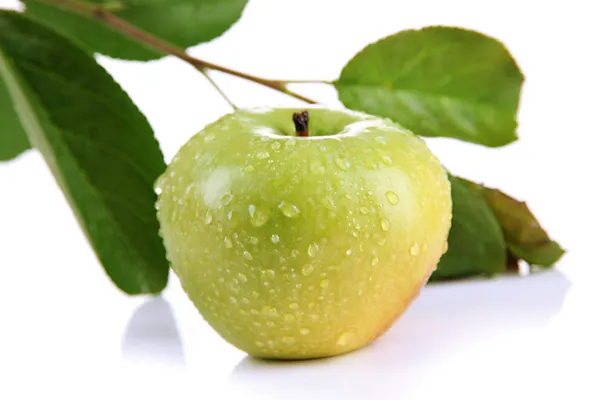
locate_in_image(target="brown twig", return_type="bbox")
[41,0,318,104]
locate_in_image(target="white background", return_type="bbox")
[1,0,599,399]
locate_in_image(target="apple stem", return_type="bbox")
[293,110,310,137]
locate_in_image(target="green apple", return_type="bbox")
[156,106,451,359]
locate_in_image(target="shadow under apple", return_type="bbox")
[227,270,570,399]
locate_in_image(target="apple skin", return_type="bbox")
[156,106,451,359]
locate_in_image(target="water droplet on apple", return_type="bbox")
[380,219,391,231]
[241,297,250,305]
[381,155,393,165]
[266,321,275,327]
[371,257,379,266]
[346,249,353,256]
[204,210,213,225]
[320,279,329,288]
[307,242,319,257]
[334,156,350,171]
[300,328,310,335]
[204,134,215,142]
[278,201,300,218]
[376,136,387,145]
[262,305,278,317]
[243,251,253,260]
[385,191,399,205]
[255,341,265,348]
[336,331,356,347]
[284,313,296,322]
[282,336,295,345]
[252,291,260,299]
[229,296,237,305]
[310,160,325,175]
[291,249,299,258]
[249,236,259,245]
[243,165,255,173]
[220,193,234,206]
[224,236,233,248]
[410,242,420,256]
[248,204,270,227]
[359,206,370,215]
[261,269,275,279]
[226,210,239,227]
[267,340,276,348]
[301,264,314,276]
[289,303,299,310]
[271,142,281,150]
[352,218,361,229]
[271,234,280,243]
[256,151,270,159]
[366,160,378,170]
[237,272,248,283]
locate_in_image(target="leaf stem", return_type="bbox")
[199,69,237,110]
[279,79,334,85]
[40,0,319,104]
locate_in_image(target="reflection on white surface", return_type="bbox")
[121,297,185,368]
[227,270,570,399]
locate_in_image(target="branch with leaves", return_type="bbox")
[0,0,564,294]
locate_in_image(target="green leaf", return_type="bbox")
[335,26,524,147]
[431,175,506,281]
[0,11,169,294]
[480,185,565,267]
[25,0,248,60]
[0,76,31,161]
